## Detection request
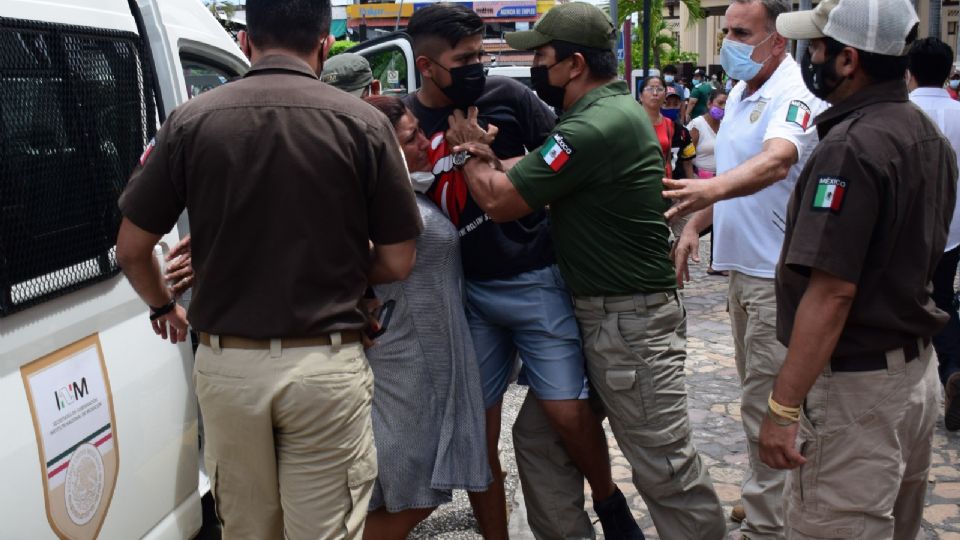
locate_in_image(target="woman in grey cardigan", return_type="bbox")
[362,95,490,539]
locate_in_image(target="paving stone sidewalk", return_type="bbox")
[412,239,960,539]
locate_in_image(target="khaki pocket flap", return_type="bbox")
[605,369,637,391]
[347,445,378,488]
[757,306,778,327]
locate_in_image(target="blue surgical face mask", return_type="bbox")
[951,79,960,90]
[664,75,675,84]
[719,33,773,82]
[661,108,680,121]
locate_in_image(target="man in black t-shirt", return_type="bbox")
[404,4,641,539]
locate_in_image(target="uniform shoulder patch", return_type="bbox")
[811,175,847,212]
[139,137,156,166]
[540,133,574,172]
[786,100,812,130]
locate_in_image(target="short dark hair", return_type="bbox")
[640,75,666,93]
[553,40,618,79]
[246,0,332,54]
[708,88,728,103]
[407,3,485,57]
[908,37,954,88]
[364,95,408,128]
[662,64,678,75]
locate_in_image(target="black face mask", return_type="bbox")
[801,48,842,100]
[531,61,569,109]
[433,61,486,108]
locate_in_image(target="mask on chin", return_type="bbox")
[409,172,435,194]
[435,62,486,108]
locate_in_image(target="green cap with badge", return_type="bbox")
[505,2,616,51]
[320,53,373,97]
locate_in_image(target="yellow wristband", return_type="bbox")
[767,392,801,423]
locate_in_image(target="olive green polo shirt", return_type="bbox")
[507,80,675,297]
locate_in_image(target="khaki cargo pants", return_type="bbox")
[574,292,725,540]
[786,344,939,539]
[728,271,788,539]
[194,337,376,540]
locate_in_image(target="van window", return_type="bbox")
[182,59,233,98]
[366,47,409,96]
[0,19,159,316]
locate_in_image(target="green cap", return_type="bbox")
[320,53,373,97]
[506,2,616,51]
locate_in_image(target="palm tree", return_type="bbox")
[607,0,704,70]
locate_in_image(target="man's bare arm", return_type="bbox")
[368,239,417,284]
[116,218,189,343]
[663,137,799,220]
[759,268,856,470]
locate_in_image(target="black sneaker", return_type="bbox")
[593,487,645,540]
[946,372,960,431]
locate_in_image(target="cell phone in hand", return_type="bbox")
[367,300,396,339]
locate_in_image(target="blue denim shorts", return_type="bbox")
[465,264,589,409]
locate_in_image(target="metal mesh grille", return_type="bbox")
[0,18,158,316]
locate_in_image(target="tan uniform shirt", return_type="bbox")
[776,80,957,357]
[119,54,421,338]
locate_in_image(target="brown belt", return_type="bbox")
[198,331,362,350]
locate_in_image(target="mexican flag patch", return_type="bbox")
[786,100,812,130]
[540,133,574,172]
[812,176,846,212]
[139,137,156,166]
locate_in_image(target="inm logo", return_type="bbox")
[54,378,89,411]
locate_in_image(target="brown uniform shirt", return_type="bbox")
[119,55,421,338]
[776,80,957,357]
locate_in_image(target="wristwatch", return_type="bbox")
[452,150,473,168]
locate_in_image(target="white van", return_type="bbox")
[0,1,246,538]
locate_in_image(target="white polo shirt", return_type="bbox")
[712,54,828,278]
[909,87,960,252]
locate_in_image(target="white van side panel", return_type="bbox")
[0,0,138,32]
[1,295,199,539]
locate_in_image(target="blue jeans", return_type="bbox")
[932,245,960,385]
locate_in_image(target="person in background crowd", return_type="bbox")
[687,88,728,276]
[452,3,727,537]
[948,72,960,100]
[907,37,960,431]
[665,0,828,535]
[321,52,379,97]
[115,0,422,537]
[686,68,717,122]
[639,77,696,180]
[360,94,491,539]
[403,4,630,538]
[688,88,728,179]
[662,64,688,120]
[765,1,953,538]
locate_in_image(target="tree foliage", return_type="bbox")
[611,0,704,72]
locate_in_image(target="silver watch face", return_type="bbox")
[452,150,468,167]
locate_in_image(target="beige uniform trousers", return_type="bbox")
[728,271,788,539]
[194,337,376,540]
[512,392,598,539]
[574,292,726,540]
[786,345,939,539]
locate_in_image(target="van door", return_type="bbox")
[350,32,418,96]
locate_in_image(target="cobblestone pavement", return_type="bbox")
[412,239,960,539]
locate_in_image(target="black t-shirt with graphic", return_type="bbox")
[403,76,557,280]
